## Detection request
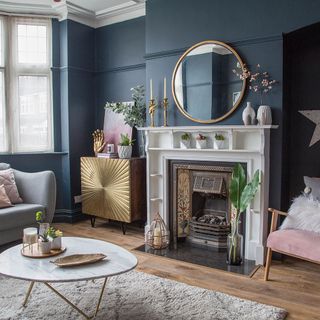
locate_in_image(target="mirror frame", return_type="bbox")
[171,40,247,124]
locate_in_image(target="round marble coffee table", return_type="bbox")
[0,237,137,319]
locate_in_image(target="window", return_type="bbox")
[0,16,52,153]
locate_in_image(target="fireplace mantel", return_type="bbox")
[138,125,278,264]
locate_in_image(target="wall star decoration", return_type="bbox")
[299,110,320,147]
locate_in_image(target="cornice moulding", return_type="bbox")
[0,1,146,28]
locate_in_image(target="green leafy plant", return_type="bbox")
[105,85,146,128]
[119,133,135,146]
[229,163,260,221]
[35,211,44,223]
[47,227,63,239]
[196,134,206,140]
[215,134,225,141]
[181,133,191,141]
[39,229,50,242]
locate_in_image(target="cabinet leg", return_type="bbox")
[121,222,127,235]
[90,216,96,228]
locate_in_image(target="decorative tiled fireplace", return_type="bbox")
[170,160,235,249]
[138,125,277,264]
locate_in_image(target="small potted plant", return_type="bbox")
[180,133,191,149]
[214,133,226,150]
[118,133,135,159]
[195,134,207,149]
[35,210,50,237]
[48,227,63,250]
[38,229,51,254]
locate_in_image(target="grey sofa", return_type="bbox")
[0,163,56,245]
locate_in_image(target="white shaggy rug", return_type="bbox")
[0,271,287,320]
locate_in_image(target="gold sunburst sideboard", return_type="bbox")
[80,157,146,230]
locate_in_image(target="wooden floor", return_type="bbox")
[54,219,320,320]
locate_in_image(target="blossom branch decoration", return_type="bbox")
[233,63,278,105]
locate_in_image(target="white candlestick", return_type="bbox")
[164,77,167,99]
[150,78,153,100]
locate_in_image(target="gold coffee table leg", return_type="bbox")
[44,282,91,319]
[95,277,108,317]
[23,281,35,307]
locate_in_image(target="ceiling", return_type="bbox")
[0,0,146,27]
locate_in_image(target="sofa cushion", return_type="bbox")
[0,163,10,170]
[0,203,44,231]
[0,169,23,204]
[267,229,320,262]
[0,184,13,208]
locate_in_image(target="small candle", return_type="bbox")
[164,77,167,99]
[153,227,162,247]
[150,78,153,100]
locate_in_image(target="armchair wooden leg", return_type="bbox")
[264,248,272,281]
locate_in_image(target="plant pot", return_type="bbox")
[180,140,191,149]
[257,105,272,125]
[196,139,207,149]
[118,145,132,159]
[38,241,51,254]
[227,219,243,265]
[214,139,225,150]
[51,237,62,250]
[38,223,50,237]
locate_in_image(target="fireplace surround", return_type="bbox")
[138,125,277,264]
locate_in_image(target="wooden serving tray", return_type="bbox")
[21,244,66,258]
[51,253,107,267]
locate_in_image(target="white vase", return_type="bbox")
[257,105,272,125]
[214,139,225,150]
[38,241,51,254]
[242,102,256,125]
[196,139,207,149]
[51,237,62,250]
[118,145,132,158]
[180,140,191,149]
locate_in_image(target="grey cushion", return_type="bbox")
[0,163,10,170]
[0,203,44,231]
[304,176,320,201]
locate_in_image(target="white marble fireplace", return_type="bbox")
[138,125,277,265]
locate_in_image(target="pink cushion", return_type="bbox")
[267,229,320,262]
[0,184,13,208]
[0,169,22,204]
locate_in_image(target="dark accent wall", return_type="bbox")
[3,0,320,221]
[145,0,320,210]
[94,17,146,128]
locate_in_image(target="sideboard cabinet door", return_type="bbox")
[81,157,146,223]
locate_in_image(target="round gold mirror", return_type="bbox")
[172,40,246,123]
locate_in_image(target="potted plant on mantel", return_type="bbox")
[196,134,207,149]
[214,133,226,150]
[118,133,135,159]
[180,132,191,149]
[228,163,260,265]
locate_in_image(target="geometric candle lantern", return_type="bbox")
[146,212,170,249]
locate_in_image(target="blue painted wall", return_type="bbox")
[144,0,320,209]
[94,17,146,128]
[3,0,320,220]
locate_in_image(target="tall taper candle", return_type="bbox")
[150,78,153,100]
[164,77,167,99]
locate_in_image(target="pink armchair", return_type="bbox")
[264,208,320,281]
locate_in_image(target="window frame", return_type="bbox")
[0,15,53,154]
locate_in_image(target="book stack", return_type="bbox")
[97,153,118,159]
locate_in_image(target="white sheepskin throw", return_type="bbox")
[281,195,320,233]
